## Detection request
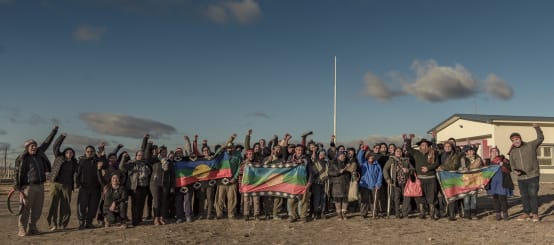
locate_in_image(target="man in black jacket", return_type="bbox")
[14,125,58,236]
[76,145,104,229]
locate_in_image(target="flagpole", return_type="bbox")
[333,56,337,140]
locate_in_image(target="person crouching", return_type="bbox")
[103,174,128,228]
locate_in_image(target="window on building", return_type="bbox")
[537,145,553,165]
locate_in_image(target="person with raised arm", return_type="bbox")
[14,125,58,236]
[509,123,543,222]
[47,132,77,231]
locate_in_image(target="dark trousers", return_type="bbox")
[131,186,149,226]
[146,190,153,218]
[77,186,101,224]
[392,185,408,216]
[417,178,437,207]
[150,185,170,218]
[103,202,128,224]
[492,195,508,213]
[175,188,192,219]
[518,176,540,215]
[194,186,215,217]
[359,187,378,216]
[311,184,326,214]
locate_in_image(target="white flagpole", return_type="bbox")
[333,56,337,140]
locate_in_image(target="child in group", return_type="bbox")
[357,146,383,218]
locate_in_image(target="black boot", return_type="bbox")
[448,207,456,221]
[430,206,439,220]
[464,209,471,220]
[78,221,86,230]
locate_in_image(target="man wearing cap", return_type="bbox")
[403,134,440,220]
[14,125,59,236]
[509,124,543,222]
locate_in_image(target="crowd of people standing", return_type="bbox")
[12,125,544,237]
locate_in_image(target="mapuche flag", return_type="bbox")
[175,153,233,187]
[240,162,307,199]
[437,165,500,202]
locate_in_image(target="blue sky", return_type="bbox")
[1,0,554,160]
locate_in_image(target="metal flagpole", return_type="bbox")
[333,56,337,140]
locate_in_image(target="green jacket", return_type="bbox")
[404,139,439,179]
[509,126,544,180]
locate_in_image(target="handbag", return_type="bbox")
[403,173,422,197]
[348,173,360,202]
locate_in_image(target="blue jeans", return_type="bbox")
[463,192,477,210]
[518,176,540,214]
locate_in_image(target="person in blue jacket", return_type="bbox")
[357,146,383,218]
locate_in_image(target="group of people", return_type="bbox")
[13,125,544,237]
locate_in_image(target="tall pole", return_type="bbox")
[333,56,337,140]
[3,145,6,177]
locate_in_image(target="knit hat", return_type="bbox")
[510,132,521,140]
[24,139,37,149]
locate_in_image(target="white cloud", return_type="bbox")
[206,4,228,24]
[206,0,261,25]
[73,24,106,41]
[364,59,513,103]
[80,112,177,139]
[403,60,478,102]
[484,74,514,100]
[246,111,270,119]
[363,72,403,101]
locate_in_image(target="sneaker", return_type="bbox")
[530,214,540,222]
[175,219,184,224]
[49,226,57,232]
[119,223,127,229]
[517,213,530,221]
[186,217,193,222]
[273,216,282,221]
[18,228,27,237]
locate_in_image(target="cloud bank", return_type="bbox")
[206,0,261,25]
[80,112,177,139]
[73,24,106,41]
[363,59,514,102]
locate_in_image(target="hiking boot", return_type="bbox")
[530,214,540,222]
[517,213,530,221]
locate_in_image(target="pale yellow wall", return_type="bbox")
[436,119,493,143]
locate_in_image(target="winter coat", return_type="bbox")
[509,126,544,180]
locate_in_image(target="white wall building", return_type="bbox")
[429,114,554,182]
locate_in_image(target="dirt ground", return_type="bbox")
[1,183,553,245]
